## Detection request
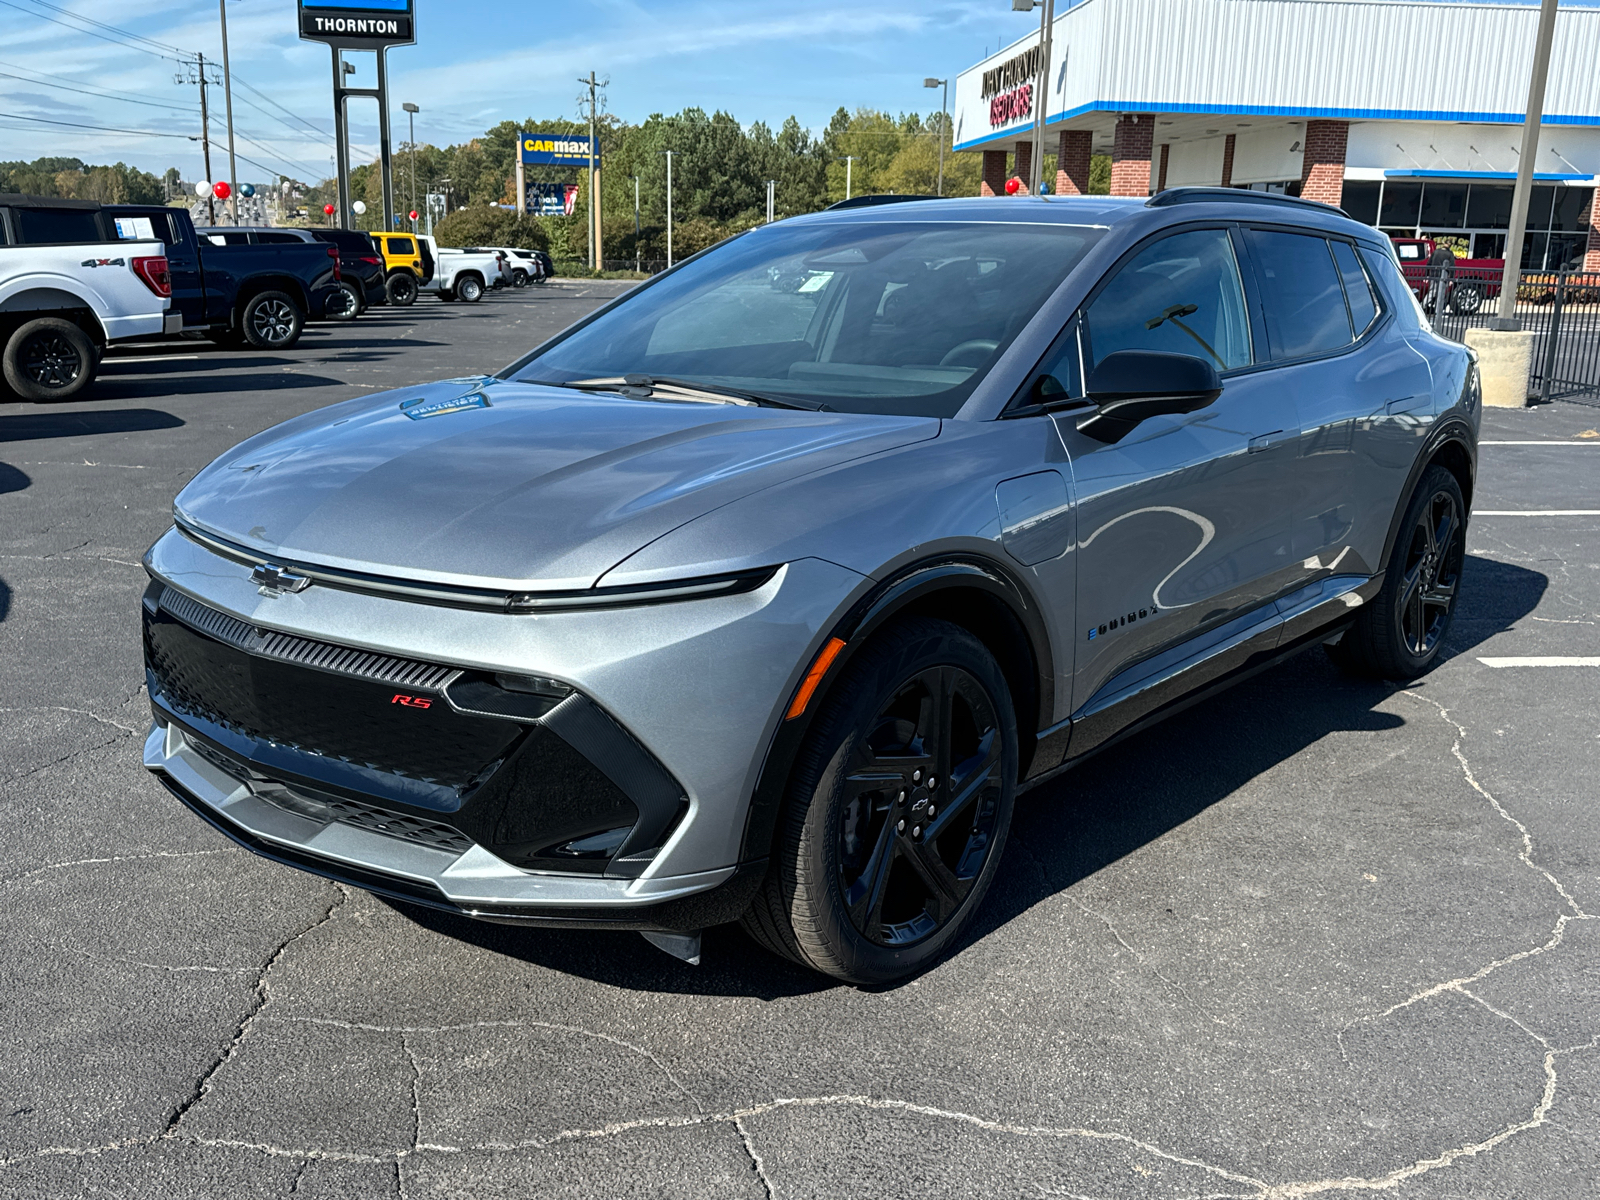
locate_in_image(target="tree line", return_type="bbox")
[0,157,175,204]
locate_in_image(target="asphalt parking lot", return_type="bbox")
[2,282,1597,1199]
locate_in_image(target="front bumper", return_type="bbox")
[141,526,866,912]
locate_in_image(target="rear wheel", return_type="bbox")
[3,317,96,402]
[1328,465,1466,680]
[1449,284,1482,315]
[326,282,361,321]
[386,272,418,306]
[456,274,484,303]
[742,618,1017,984]
[240,290,304,350]
[512,268,529,287]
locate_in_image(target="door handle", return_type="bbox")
[1248,430,1285,453]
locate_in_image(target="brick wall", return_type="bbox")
[1299,119,1349,207]
[980,150,1007,197]
[1110,114,1154,197]
[1056,130,1092,196]
[1583,191,1600,272]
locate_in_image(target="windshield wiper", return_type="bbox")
[554,375,829,411]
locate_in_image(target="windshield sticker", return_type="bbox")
[401,393,491,420]
[796,271,833,293]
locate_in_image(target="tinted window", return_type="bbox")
[13,207,103,245]
[1359,245,1422,327]
[1083,228,1251,372]
[512,221,1103,418]
[1245,230,1351,360]
[255,231,305,244]
[1330,241,1378,336]
[388,236,415,254]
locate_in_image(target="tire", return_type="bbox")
[239,291,304,350]
[512,269,529,288]
[456,274,484,303]
[326,283,361,322]
[1328,465,1466,680]
[1448,284,1482,315]
[386,272,418,306]
[2,317,96,402]
[742,617,1018,984]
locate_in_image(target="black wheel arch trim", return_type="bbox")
[1380,416,1477,571]
[736,553,1056,866]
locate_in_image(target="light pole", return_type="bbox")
[628,174,641,272]
[838,155,856,200]
[924,77,949,196]
[1012,0,1055,197]
[402,103,419,231]
[660,150,674,268]
[217,0,239,224]
[1493,0,1560,330]
[766,179,776,223]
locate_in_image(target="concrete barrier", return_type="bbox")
[1464,328,1534,408]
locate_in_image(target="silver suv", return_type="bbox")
[141,190,1478,983]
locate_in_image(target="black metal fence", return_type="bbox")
[1415,263,1600,404]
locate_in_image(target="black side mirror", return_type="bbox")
[1077,350,1223,443]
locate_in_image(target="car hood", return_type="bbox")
[175,379,939,590]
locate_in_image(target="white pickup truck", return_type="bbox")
[417,237,503,303]
[1,194,174,401]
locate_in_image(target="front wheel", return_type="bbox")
[1328,465,1466,680]
[240,291,305,350]
[3,317,96,402]
[456,275,484,303]
[742,617,1017,984]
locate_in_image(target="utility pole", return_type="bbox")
[580,71,601,271]
[842,155,855,200]
[217,0,239,224]
[925,77,949,196]
[196,54,215,224]
[1494,0,1561,329]
[766,179,776,223]
[1012,0,1055,197]
[662,149,674,269]
[629,174,640,272]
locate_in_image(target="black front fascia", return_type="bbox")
[143,599,685,876]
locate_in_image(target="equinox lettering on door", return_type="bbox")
[1088,609,1150,640]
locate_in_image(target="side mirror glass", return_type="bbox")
[1076,350,1223,443]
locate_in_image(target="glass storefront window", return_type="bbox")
[1465,185,1512,229]
[1342,182,1380,225]
[1551,187,1589,232]
[1379,182,1422,228]
[1419,184,1467,229]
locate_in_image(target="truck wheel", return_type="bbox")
[457,275,484,303]
[741,617,1018,984]
[1448,284,1482,315]
[241,291,304,350]
[1327,465,1466,681]
[327,283,361,322]
[3,318,97,402]
[386,272,418,306]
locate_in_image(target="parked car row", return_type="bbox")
[0,191,554,402]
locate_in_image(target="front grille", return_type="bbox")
[158,588,457,692]
[145,602,523,791]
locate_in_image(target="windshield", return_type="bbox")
[507,220,1102,417]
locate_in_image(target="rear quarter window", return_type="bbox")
[13,207,104,245]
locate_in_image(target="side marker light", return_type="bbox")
[785,637,847,720]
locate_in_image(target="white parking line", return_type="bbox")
[101,355,201,364]
[1472,510,1600,516]
[1478,657,1600,667]
[1480,439,1600,445]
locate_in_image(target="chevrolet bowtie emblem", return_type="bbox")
[251,562,311,597]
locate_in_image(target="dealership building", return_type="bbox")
[952,0,1600,269]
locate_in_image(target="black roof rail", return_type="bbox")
[1146,187,1350,219]
[825,193,938,210]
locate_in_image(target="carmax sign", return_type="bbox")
[520,134,601,167]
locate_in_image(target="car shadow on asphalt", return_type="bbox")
[0,408,184,441]
[384,554,1547,998]
[89,373,356,400]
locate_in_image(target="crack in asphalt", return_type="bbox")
[161,885,350,1140]
[0,849,235,889]
[0,705,141,736]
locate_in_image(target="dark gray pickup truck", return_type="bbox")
[105,204,341,350]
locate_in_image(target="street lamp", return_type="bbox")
[924,78,948,196]
[628,173,641,272]
[402,102,419,231]
[836,155,856,201]
[1011,0,1055,198]
[659,150,674,269]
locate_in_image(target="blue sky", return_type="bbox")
[0,0,1023,184]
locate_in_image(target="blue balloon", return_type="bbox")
[240,183,255,198]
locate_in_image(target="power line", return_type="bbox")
[0,0,189,63]
[231,74,333,140]
[1,110,196,139]
[0,57,193,111]
[15,0,194,59]
[0,67,195,114]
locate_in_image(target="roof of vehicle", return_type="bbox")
[0,193,101,210]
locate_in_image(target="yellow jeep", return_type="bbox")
[371,232,432,306]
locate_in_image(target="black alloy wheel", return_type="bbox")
[512,268,529,287]
[836,665,1006,947]
[1328,464,1466,680]
[743,617,1017,984]
[387,272,418,306]
[3,317,96,402]
[1397,486,1463,658]
[1449,284,1483,315]
[240,291,304,350]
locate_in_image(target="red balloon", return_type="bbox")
[212,180,232,201]
[324,203,336,215]
[409,210,418,221]
[1004,177,1021,195]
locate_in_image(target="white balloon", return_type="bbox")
[351,200,367,215]
[195,180,212,198]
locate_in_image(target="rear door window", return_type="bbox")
[1083,227,1252,372]
[388,236,415,255]
[13,207,104,245]
[1330,240,1379,336]
[1243,230,1352,360]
